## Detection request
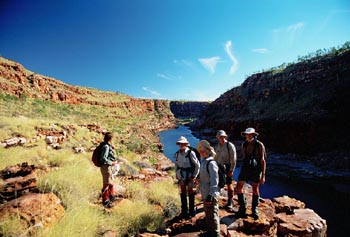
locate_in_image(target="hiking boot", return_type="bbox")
[109,195,118,202]
[252,195,259,220]
[189,210,196,217]
[225,198,233,209]
[179,211,189,219]
[180,193,188,218]
[103,200,114,208]
[236,193,246,218]
[188,194,196,217]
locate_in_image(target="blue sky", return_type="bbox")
[0,0,349,101]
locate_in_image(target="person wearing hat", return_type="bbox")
[197,140,220,237]
[236,128,266,219]
[174,136,200,218]
[214,130,237,210]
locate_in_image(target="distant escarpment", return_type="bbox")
[191,47,350,155]
[170,101,210,119]
[0,56,175,130]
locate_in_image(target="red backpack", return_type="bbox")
[91,143,104,167]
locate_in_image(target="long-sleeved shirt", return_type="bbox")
[174,147,200,180]
[99,142,116,166]
[199,156,220,200]
[215,141,237,172]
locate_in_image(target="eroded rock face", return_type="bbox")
[190,49,350,155]
[0,163,65,234]
[0,193,65,231]
[0,57,176,131]
[170,101,210,119]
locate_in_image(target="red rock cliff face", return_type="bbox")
[191,49,350,154]
[0,57,175,128]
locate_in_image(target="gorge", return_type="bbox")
[1,44,349,236]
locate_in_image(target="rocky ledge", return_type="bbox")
[162,184,327,237]
[0,162,327,237]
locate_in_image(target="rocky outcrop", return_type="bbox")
[190,48,350,155]
[0,193,65,234]
[164,189,327,237]
[0,163,65,234]
[170,101,210,119]
[0,57,176,131]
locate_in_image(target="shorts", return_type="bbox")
[238,166,262,183]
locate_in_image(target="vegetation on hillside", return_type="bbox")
[0,93,179,236]
[251,41,350,75]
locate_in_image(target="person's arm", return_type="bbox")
[100,144,113,166]
[260,143,266,184]
[229,143,237,172]
[190,151,200,178]
[174,152,181,180]
[209,161,219,196]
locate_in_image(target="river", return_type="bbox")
[159,125,346,237]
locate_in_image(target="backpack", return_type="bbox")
[242,139,261,170]
[188,146,200,160]
[175,146,199,173]
[91,143,104,167]
[207,160,226,188]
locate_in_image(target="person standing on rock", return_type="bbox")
[99,132,118,208]
[197,140,220,237]
[236,128,266,219]
[214,130,237,210]
[174,136,200,218]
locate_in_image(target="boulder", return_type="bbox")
[276,208,327,237]
[0,193,65,231]
[0,173,37,201]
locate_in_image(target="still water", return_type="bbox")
[159,125,346,237]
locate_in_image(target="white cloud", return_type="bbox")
[142,87,161,97]
[173,59,193,67]
[251,48,270,54]
[272,22,305,48]
[225,40,238,75]
[287,22,305,33]
[198,56,221,74]
[156,73,182,81]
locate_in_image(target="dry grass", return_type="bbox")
[0,91,177,236]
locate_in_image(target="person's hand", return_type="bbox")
[260,175,265,185]
[228,171,233,177]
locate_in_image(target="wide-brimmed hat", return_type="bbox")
[216,130,227,137]
[176,136,189,145]
[241,127,259,137]
[196,140,216,157]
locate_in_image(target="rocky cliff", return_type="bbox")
[190,47,350,155]
[170,101,210,119]
[0,56,176,128]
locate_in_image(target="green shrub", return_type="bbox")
[110,200,164,236]
[0,214,28,236]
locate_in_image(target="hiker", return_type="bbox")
[100,132,118,208]
[236,128,266,219]
[174,136,200,218]
[214,130,237,209]
[197,140,220,237]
